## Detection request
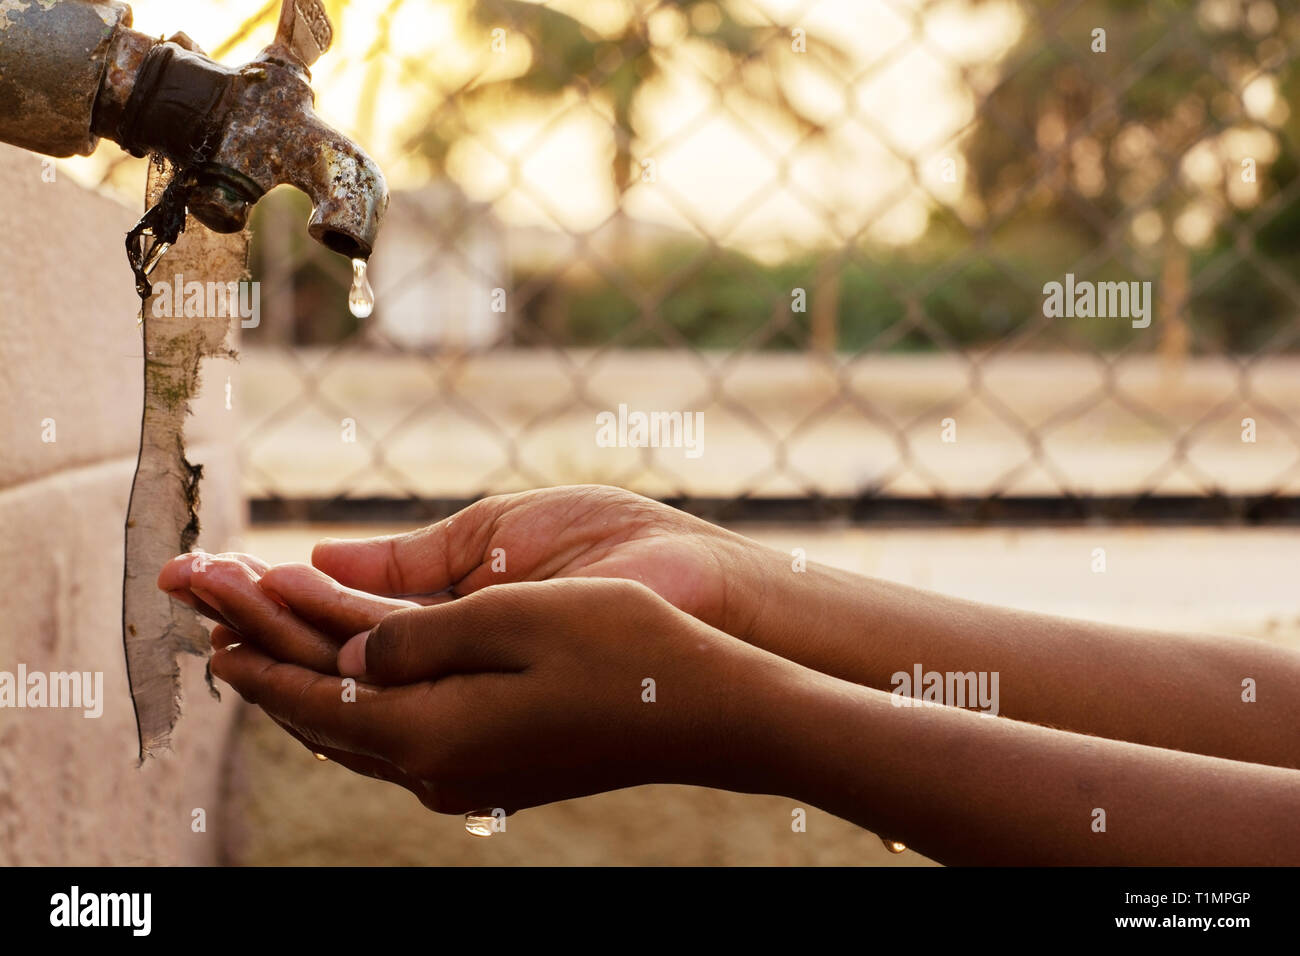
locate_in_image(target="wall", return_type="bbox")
[0,143,242,864]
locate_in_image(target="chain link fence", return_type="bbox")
[172,0,1300,523]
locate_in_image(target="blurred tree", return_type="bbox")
[959,0,1300,353]
[406,1,845,204]
[366,0,851,346]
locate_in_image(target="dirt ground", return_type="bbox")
[218,522,1300,866]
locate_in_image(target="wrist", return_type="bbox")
[709,532,810,640]
[692,626,886,803]
[714,532,880,686]
[699,644,812,796]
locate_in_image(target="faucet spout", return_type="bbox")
[154,47,390,260]
[103,16,389,261]
[302,121,388,260]
[0,0,387,262]
[210,61,389,260]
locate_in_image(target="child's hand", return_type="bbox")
[157,553,420,672]
[307,485,878,691]
[207,577,788,814]
[310,484,774,644]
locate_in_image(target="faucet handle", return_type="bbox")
[272,0,334,69]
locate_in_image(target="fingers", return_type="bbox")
[257,563,420,640]
[209,623,242,652]
[310,529,454,597]
[167,588,231,630]
[209,640,414,761]
[158,551,269,592]
[210,626,426,794]
[311,499,503,597]
[158,551,271,627]
[191,558,341,673]
[266,714,424,792]
[338,583,565,684]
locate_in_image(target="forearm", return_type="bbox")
[740,662,1300,865]
[719,535,1300,768]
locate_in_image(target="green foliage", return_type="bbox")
[512,219,1300,354]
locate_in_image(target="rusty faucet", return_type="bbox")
[0,0,387,260]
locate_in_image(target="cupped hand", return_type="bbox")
[310,485,774,646]
[207,577,790,814]
[160,551,442,790]
[157,552,422,671]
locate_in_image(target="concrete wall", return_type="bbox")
[0,143,242,864]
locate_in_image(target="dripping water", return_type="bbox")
[348,257,374,319]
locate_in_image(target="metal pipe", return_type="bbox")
[0,0,132,156]
[0,0,387,259]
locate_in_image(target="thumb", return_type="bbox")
[312,499,505,598]
[312,528,453,598]
[338,590,533,684]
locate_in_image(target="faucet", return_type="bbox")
[0,0,387,260]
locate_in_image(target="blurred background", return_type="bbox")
[56,0,1300,864]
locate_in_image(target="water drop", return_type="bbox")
[881,837,907,854]
[464,811,494,838]
[143,240,171,276]
[348,257,374,319]
[313,752,329,762]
